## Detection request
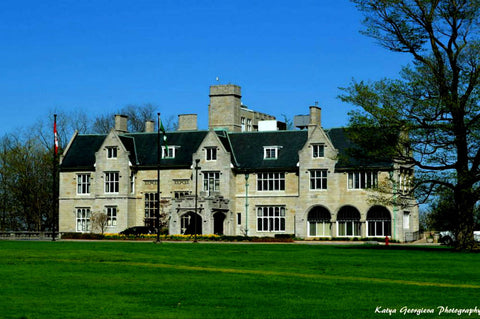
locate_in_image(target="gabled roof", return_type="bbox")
[60,134,106,171]
[228,130,308,171]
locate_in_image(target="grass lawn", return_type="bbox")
[1,241,479,319]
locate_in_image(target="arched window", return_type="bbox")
[367,206,391,237]
[337,206,361,237]
[307,206,331,237]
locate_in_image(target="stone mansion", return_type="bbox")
[59,84,419,241]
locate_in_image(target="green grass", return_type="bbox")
[1,241,479,319]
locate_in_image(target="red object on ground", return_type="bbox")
[385,236,389,246]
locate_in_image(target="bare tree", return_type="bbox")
[91,212,109,235]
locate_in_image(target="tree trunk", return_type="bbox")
[454,186,477,250]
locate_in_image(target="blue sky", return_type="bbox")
[0,0,412,135]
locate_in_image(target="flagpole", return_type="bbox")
[155,113,161,244]
[52,114,58,241]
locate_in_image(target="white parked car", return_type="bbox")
[438,231,480,246]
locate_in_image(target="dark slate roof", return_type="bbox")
[123,131,208,168]
[227,130,308,171]
[60,134,106,171]
[326,128,393,170]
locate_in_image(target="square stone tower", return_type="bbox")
[208,84,242,132]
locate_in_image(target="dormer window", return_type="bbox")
[264,146,281,159]
[312,144,325,158]
[106,146,118,159]
[162,146,177,159]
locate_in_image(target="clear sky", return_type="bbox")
[0,0,412,135]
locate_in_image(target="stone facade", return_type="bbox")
[59,84,419,241]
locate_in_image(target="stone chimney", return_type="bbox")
[115,114,128,133]
[145,120,155,133]
[308,106,321,137]
[178,114,198,131]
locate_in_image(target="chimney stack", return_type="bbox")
[115,114,128,133]
[178,114,198,131]
[145,120,155,133]
[308,106,321,137]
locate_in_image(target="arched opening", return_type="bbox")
[307,206,331,237]
[213,212,226,235]
[337,206,361,237]
[180,212,202,235]
[367,206,391,237]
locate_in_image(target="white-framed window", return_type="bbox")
[130,174,135,194]
[162,146,176,159]
[77,173,91,194]
[144,193,158,228]
[312,144,325,158]
[205,147,217,161]
[241,117,246,132]
[348,171,378,189]
[203,171,220,193]
[106,146,117,159]
[104,172,119,193]
[106,206,117,227]
[310,169,328,190]
[337,207,361,237]
[367,207,392,237]
[264,146,280,159]
[307,207,331,237]
[399,168,413,194]
[257,206,286,232]
[257,172,285,191]
[247,119,252,131]
[76,208,91,232]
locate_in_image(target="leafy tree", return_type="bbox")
[340,0,480,249]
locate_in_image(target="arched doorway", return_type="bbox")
[181,212,202,235]
[367,206,391,237]
[213,212,226,235]
[307,206,331,237]
[337,206,361,237]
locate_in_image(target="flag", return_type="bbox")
[159,115,168,151]
[54,115,59,155]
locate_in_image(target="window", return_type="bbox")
[399,168,413,194]
[337,206,361,237]
[174,191,191,199]
[257,206,286,232]
[76,208,91,232]
[403,211,410,229]
[348,172,378,189]
[203,172,220,193]
[312,144,325,158]
[106,147,117,159]
[144,193,158,228]
[105,172,119,193]
[264,147,279,159]
[307,207,331,237]
[77,174,91,194]
[130,174,135,194]
[206,147,217,161]
[106,206,117,227]
[241,117,246,132]
[367,206,391,237]
[310,169,328,190]
[162,146,176,159]
[247,119,252,131]
[257,172,285,191]
[237,213,241,225]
